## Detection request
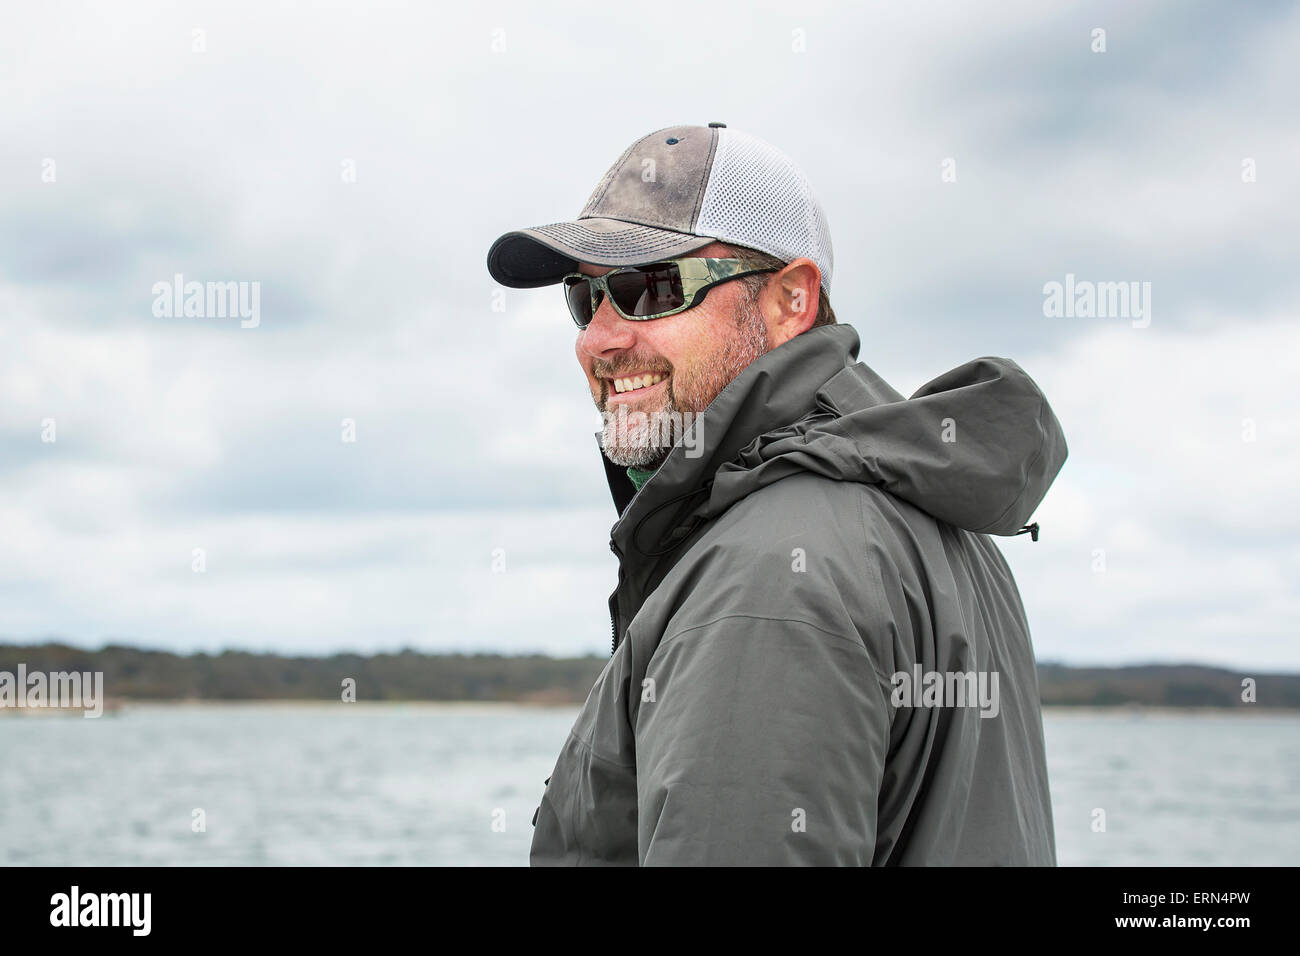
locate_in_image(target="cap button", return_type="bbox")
[708,122,726,128]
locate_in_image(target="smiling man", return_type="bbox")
[487,123,1068,866]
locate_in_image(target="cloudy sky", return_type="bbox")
[2,0,1296,668]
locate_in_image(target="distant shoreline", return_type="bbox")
[4,643,1298,710]
[3,700,1298,717]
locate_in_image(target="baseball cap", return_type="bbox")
[486,123,834,295]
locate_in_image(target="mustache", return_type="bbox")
[591,360,673,379]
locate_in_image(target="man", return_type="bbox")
[487,123,1067,865]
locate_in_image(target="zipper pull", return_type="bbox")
[532,776,551,827]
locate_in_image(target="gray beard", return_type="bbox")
[599,303,770,469]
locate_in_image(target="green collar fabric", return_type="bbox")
[626,466,656,491]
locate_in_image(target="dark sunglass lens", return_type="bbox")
[607,264,685,317]
[564,278,594,327]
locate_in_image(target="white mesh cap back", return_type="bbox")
[695,128,834,294]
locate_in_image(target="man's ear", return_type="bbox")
[763,257,821,346]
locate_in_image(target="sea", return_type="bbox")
[2,704,1296,866]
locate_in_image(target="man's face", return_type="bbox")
[574,241,771,469]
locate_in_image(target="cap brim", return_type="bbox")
[486,217,716,289]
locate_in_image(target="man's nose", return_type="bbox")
[578,292,636,357]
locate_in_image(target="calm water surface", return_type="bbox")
[2,704,1296,865]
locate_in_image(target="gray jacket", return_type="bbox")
[531,323,1067,865]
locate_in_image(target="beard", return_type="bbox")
[597,299,771,469]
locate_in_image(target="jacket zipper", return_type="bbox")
[608,539,624,656]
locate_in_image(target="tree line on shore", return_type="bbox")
[1,643,1296,708]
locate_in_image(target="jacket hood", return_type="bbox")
[601,323,1068,560]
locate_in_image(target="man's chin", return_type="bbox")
[596,380,705,469]
[601,443,670,470]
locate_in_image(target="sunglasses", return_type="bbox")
[562,257,777,330]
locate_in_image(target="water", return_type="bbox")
[2,704,1296,865]
[0,704,571,866]
[1044,709,1300,866]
